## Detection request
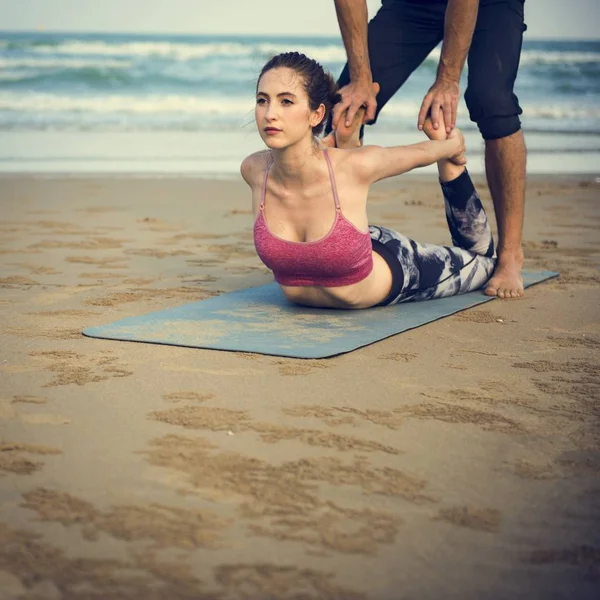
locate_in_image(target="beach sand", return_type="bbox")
[0,173,599,599]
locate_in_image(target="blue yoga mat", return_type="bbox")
[83,271,558,358]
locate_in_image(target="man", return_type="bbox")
[326,0,527,298]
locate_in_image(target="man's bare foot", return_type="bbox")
[485,253,524,298]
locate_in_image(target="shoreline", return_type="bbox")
[1,171,599,179]
[1,130,599,178]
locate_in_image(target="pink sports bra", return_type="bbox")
[253,150,374,287]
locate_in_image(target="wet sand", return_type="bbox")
[0,173,599,599]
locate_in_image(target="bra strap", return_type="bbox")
[323,149,341,212]
[260,155,273,211]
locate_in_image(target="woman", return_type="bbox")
[241,52,495,310]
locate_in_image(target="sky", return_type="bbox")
[0,0,598,40]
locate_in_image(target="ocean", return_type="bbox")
[0,31,599,176]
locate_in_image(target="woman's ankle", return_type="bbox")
[437,159,466,183]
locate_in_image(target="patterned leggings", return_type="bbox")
[370,169,496,305]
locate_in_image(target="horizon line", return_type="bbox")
[1,28,599,42]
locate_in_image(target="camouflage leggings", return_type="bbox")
[370,169,496,305]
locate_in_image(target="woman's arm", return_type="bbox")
[351,133,465,183]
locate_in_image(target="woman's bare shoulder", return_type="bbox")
[325,145,376,181]
[240,150,271,186]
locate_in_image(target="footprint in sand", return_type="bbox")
[162,391,215,403]
[7,263,61,275]
[66,256,129,268]
[434,506,502,532]
[29,349,133,387]
[0,276,39,287]
[12,395,48,405]
[0,442,62,475]
[0,398,70,425]
[275,360,331,376]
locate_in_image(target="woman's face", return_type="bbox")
[255,67,322,149]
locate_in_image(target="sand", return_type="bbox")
[0,173,599,600]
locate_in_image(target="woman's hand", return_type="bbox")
[447,127,467,165]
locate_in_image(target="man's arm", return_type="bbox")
[331,0,378,129]
[335,0,371,85]
[417,0,479,133]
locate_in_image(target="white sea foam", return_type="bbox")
[381,99,600,121]
[0,90,598,123]
[31,40,255,61]
[0,91,255,115]
[21,38,600,66]
[255,43,349,64]
[26,39,405,65]
[0,57,130,69]
[520,50,600,65]
[258,46,600,67]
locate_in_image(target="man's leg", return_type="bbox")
[326,0,446,146]
[464,0,527,298]
[484,130,526,298]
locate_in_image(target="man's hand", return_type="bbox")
[332,79,378,130]
[418,78,460,134]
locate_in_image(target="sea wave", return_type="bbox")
[1,34,598,134]
[0,90,598,122]
[2,48,597,92]
[520,50,600,65]
[0,58,253,88]
[0,91,255,115]
[383,100,600,121]
[0,56,131,70]
[3,37,600,66]
[20,40,260,61]
[0,57,135,86]
[15,39,351,65]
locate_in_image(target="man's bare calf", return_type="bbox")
[483,130,526,299]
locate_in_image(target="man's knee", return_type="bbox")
[476,115,522,141]
[465,84,523,141]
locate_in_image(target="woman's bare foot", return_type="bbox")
[424,114,466,161]
[423,115,447,142]
[322,120,360,149]
[333,111,364,148]
[324,82,380,149]
[423,115,466,181]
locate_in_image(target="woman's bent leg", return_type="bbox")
[399,246,496,302]
[441,169,495,258]
[370,225,496,305]
[370,170,497,304]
